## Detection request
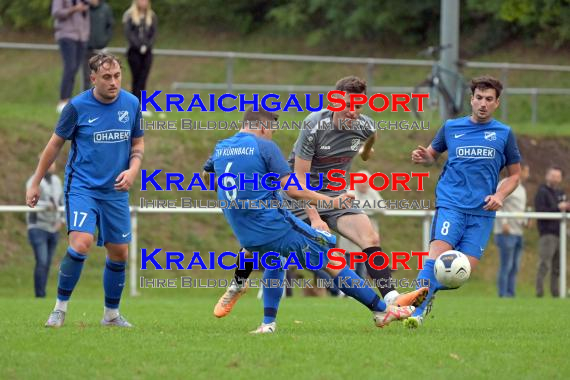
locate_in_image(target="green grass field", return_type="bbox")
[2,27,570,380]
[1,246,567,379]
[1,289,568,379]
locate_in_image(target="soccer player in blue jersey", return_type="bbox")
[204,106,414,333]
[26,53,144,328]
[405,75,522,328]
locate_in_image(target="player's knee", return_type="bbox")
[69,235,93,253]
[108,253,128,263]
[429,240,453,259]
[365,232,380,248]
[352,232,380,249]
[107,248,128,262]
[468,257,479,272]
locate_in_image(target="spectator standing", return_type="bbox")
[26,161,64,298]
[52,0,91,113]
[494,163,530,297]
[123,0,157,111]
[82,0,114,90]
[535,166,569,297]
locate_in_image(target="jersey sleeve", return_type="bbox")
[360,115,376,139]
[431,123,447,153]
[132,103,144,138]
[504,129,521,165]
[293,119,318,160]
[54,103,79,140]
[258,139,292,179]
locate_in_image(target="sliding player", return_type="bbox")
[214,76,428,318]
[204,106,414,333]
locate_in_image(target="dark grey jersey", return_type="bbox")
[287,110,376,195]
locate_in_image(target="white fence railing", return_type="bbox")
[2,42,570,123]
[2,205,567,298]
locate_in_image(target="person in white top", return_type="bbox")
[26,161,64,298]
[493,163,530,297]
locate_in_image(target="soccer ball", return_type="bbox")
[434,250,471,289]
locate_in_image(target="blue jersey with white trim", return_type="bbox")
[55,89,143,200]
[431,116,521,216]
[203,132,294,247]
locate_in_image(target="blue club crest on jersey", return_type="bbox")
[484,131,497,141]
[118,110,129,123]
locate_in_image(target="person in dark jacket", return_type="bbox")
[535,166,569,297]
[82,0,114,90]
[122,0,157,108]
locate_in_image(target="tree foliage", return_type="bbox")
[0,0,568,49]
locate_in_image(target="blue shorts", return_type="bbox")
[65,193,131,247]
[430,207,494,259]
[246,214,336,269]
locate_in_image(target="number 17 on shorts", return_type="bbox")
[65,193,132,245]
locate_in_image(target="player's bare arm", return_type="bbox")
[115,136,144,191]
[484,162,521,211]
[294,157,329,232]
[411,144,440,166]
[202,170,218,191]
[26,134,66,208]
[359,132,376,161]
[202,170,211,187]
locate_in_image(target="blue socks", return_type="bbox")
[333,268,386,312]
[262,268,285,324]
[103,258,126,309]
[57,247,87,301]
[413,258,445,316]
[55,247,127,313]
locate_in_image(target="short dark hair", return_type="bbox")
[547,166,564,176]
[335,76,367,94]
[89,53,122,73]
[243,105,279,123]
[470,75,503,98]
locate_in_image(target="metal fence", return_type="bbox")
[2,42,570,123]
[2,205,567,299]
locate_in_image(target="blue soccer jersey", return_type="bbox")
[203,132,295,248]
[55,89,143,200]
[431,116,521,216]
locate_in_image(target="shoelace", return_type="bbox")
[257,324,274,333]
[388,306,413,320]
[424,296,435,317]
[51,310,65,318]
[115,316,132,326]
[221,292,235,306]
